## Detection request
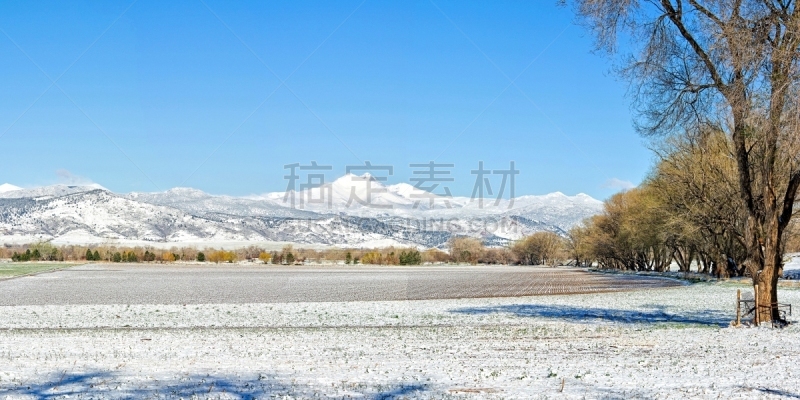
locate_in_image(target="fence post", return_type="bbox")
[735,289,741,326]
[754,284,760,326]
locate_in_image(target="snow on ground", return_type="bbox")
[0,283,799,398]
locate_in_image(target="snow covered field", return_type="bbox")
[1,281,799,398]
[0,264,680,306]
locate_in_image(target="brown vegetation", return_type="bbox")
[511,232,566,266]
[0,234,584,267]
[572,0,800,322]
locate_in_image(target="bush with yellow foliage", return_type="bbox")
[360,251,383,265]
[207,250,237,264]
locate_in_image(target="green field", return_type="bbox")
[0,263,73,279]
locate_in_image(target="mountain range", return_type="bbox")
[0,175,603,249]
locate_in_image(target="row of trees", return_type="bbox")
[567,130,799,278]
[444,234,568,266]
[357,250,424,265]
[568,0,800,323]
[10,242,60,262]
[0,244,210,263]
[1,234,572,266]
[3,244,275,264]
[11,249,43,262]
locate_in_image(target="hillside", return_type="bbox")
[0,177,603,248]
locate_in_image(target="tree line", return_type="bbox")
[0,233,571,266]
[567,131,799,277]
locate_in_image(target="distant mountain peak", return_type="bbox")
[0,183,21,193]
[165,187,210,196]
[333,172,383,184]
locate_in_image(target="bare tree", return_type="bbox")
[511,232,566,266]
[572,0,800,322]
[447,237,485,264]
[567,224,594,267]
[581,188,672,271]
[651,130,748,276]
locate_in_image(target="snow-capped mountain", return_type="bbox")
[0,183,22,193]
[261,174,600,221]
[260,174,438,213]
[0,184,106,199]
[0,176,603,248]
[126,188,317,219]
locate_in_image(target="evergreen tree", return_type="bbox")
[196,252,205,262]
[93,250,100,261]
[399,250,422,265]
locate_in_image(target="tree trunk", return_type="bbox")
[712,247,728,279]
[753,217,783,323]
[674,247,693,273]
[698,253,711,274]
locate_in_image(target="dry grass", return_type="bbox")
[0,263,72,279]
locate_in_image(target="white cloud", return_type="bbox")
[55,169,102,188]
[603,178,636,191]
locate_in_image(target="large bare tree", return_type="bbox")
[571,0,800,322]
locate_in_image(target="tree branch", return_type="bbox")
[779,170,800,231]
[687,0,723,27]
[660,0,726,89]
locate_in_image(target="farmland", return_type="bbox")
[0,265,797,398]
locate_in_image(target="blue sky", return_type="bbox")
[0,0,650,199]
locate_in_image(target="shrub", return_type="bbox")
[11,251,31,262]
[399,250,422,265]
[124,251,138,263]
[361,251,383,265]
[143,251,156,262]
[422,248,449,263]
[208,250,236,264]
[384,252,399,265]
